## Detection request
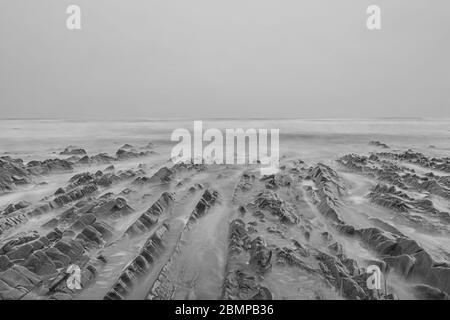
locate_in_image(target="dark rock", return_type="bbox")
[60,147,87,156]
[23,250,57,275]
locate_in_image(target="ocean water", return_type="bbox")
[1,118,449,162]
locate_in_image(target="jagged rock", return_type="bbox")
[91,221,114,241]
[384,254,416,277]
[91,153,115,164]
[70,213,96,230]
[0,255,12,271]
[44,247,71,268]
[54,239,84,261]
[27,158,73,175]
[77,225,104,246]
[60,147,87,156]
[249,237,272,274]
[222,269,272,300]
[23,250,57,275]
[6,244,34,261]
[0,265,41,290]
[254,191,298,224]
[412,284,449,300]
[148,167,174,184]
[369,141,389,148]
[2,200,31,215]
[341,277,367,300]
[105,165,115,172]
[0,156,32,193]
[105,224,169,300]
[228,219,250,255]
[90,197,134,217]
[125,193,173,236]
[54,187,65,195]
[116,148,149,160]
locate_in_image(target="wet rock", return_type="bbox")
[0,255,12,271]
[116,148,149,160]
[228,219,250,255]
[0,265,41,290]
[341,277,367,300]
[60,147,87,156]
[45,228,63,242]
[222,269,273,300]
[148,167,174,184]
[2,200,31,215]
[106,224,169,300]
[254,191,298,224]
[126,193,173,236]
[249,237,272,274]
[188,189,219,225]
[42,218,59,229]
[412,284,449,300]
[44,247,71,268]
[70,213,96,230]
[384,254,416,277]
[6,244,34,261]
[369,141,390,148]
[328,242,343,255]
[54,187,65,195]
[91,197,134,217]
[23,250,57,275]
[1,231,40,254]
[76,225,104,246]
[54,239,84,261]
[91,221,114,241]
[49,292,72,300]
[0,213,28,236]
[27,158,73,175]
[0,157,32,193]
[90,153,115,164]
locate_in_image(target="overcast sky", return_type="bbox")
[0,0,449,119]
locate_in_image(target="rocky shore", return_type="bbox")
[0,141,449,300]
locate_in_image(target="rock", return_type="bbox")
[254,190,298,224]
[27,158,73,174]
[0,279,27,299]
[0,265,41,289]
[369,141,390,148]
[341,277,367,300]
[71,213,96,230]
[6,244,34,261]
[23,250,58,275]
[0,255,12,271]
[249,237,272,274]
[90,153,115,164]
[148,167,174,184]
[412,284,449,300]
[384,254,416,278]
[44,247,71,268]
[54,187,65,195]
[54,239,84,260]
[60,147,87,156]
[77,225,104,246]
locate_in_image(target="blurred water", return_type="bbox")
[1,119,449,161]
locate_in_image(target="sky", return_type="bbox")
[0,0,449,119]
